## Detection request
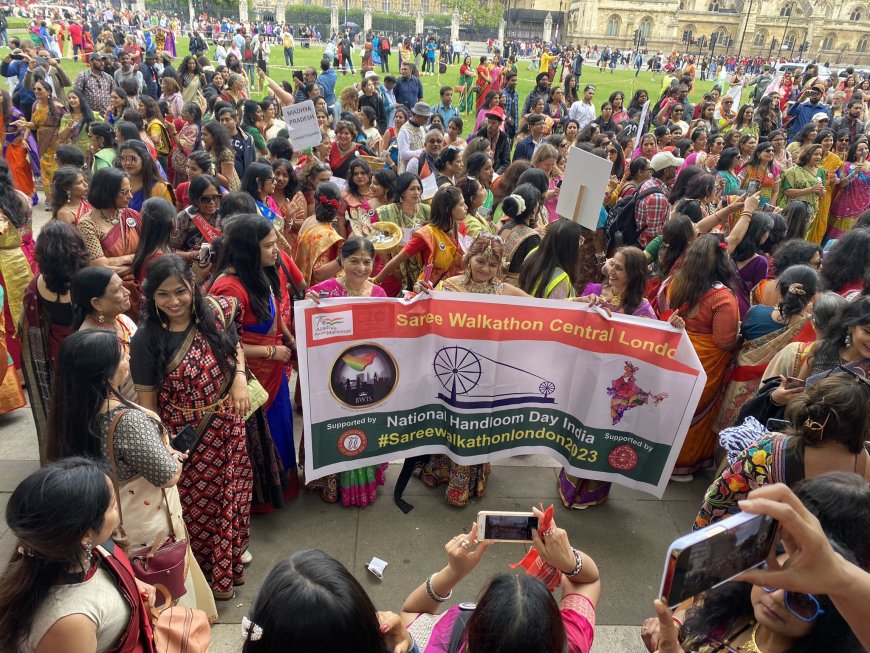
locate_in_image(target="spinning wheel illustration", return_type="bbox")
[432,346,557,409]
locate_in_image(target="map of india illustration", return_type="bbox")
[606,361,669,425]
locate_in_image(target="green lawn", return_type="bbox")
[43,36,716,117]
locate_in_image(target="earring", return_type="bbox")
[98,313,105,324]
[845,332,853,348]
[155,305,168,330]
[82,540,94,572]
[192,303,199,325]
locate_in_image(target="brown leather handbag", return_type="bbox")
[107,409,189,610]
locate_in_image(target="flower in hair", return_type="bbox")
[508,193,526,214]
[242,616,263,641]
[718,241,728,249]
[318,195,340,210]
[787,283,806,296]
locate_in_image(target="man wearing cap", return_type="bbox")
[513,113,546,162]
[522,72,550,116]
[140,51,161,100]
[473,105,510,173]
[394,62,423,112]
[568,84,596,129]
[787,82,830,140]
[73,51,116,116]
[812,111,831,129]
[397,101,429,173]
[635,151,682,248]
[502,72,520,143]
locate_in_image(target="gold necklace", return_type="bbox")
[99,209,120,225]
[340,278,366,297]
[738,623,763,653]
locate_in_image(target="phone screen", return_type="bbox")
[171,426,201,456]
[662,514,777,607]
[481,514,539,541]
[746,180,760,194]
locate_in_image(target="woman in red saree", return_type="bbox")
[475,55,492,111]
[76,168,142,320]
[132,255,256,599]
[659,234,740,481]
[210,214,305,498]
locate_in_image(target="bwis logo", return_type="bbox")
[312,311,354,340]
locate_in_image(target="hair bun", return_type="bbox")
[788,282,806,296]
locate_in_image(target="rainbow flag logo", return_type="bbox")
[342,352,377,372]
[320,317,345,327]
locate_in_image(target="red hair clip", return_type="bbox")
[718,241,728,249]
[318,196,340,210]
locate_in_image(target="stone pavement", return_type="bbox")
[1,203,716,652]
[0,403,715,653]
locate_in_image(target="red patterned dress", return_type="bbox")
[131,295,252,597]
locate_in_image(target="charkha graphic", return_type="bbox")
[295,292,706,498]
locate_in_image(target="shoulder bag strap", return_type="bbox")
[106,408,130,531]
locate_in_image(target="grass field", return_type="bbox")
[25,33,718,116]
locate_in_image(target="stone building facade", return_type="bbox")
[564,0,870,66]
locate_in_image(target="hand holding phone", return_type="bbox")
[477,511,539,542]
[746,179,760,195]
[659,511,778,608]
[170,426,202,457]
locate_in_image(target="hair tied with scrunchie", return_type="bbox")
[508,193,526,214]
[318,195,340,210]
[788,282,806,296]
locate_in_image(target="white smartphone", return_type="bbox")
[659,511,778,609]
[476,511,540,543]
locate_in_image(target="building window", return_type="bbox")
[821,34,835,49]
[401,0,409,11]
[780,3,792,16]
[382,0,389,9]
[606,15,620,37]
[753,30,766,46]
[639,17,652,41]
[850,6,864,20]
[440,0,447,11]
[421,0,428,11]
[678,0,685,9]
[859,36,870,52]
[708,0,721,10]
[783,31,796,49]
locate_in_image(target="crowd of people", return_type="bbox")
[0,5,867,653]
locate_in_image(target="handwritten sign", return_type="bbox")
[281,100,322,150]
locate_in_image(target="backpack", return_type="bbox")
[604,185,665,250]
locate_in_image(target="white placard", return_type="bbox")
[637,99,650,135]
[421,172,438,200]
[281,100,322,150]
[555,146,614,230]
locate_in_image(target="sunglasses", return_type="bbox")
[761,586,826,622]
[198,195,221,203]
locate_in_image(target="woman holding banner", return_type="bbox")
[418,234,527,507]
[303,236,390,507]
[659,234,741,481]
[558,247,668,508]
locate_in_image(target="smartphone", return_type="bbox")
[477,511,539,543]
[766,418,790,432]
[746,179,760,194]
[292,69,304,83]
[171,426,202,456]
[784,376,806,390]
[659,512,778,608]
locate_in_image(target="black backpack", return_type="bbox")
[604,185,665,250]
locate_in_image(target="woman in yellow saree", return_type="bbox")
[295,182,345,285]
[659,235,740,481]
[373,186,467,291]
[805,129,844,243]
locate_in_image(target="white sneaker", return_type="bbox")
[241,550,252,565]
[670,474,694,483]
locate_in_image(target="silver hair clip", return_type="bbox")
[242,616,263,641]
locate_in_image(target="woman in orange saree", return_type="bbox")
[1,90,38,206]
[295,183,345,285]
[659,234,740,480]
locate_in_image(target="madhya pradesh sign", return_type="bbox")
[295,293,706,498]
[281,100,322,150]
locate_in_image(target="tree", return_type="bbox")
[448,0,499,27]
